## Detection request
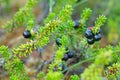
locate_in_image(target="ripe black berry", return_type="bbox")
[60,64,67,71]
[23,30,31,38]
[67,50,74,58]
[74,20,79,28]
[56,38,62,46]
[62,54,68,61]
[87,39,94,44]
[85,28,94,39]
[62,65,67,71]
[94,33,102,41]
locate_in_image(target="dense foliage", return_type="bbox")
[0,0,120,80]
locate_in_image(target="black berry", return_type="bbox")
[56,38,62,46]
[23,30,31,38]
[62,65,67,71]
[62,54,68,61]
[60,64,67,71]
[87,39,94,44]
[74,20,79,28]
[85,28,94,39]
[94,33,102,41]
[67,50,74,58]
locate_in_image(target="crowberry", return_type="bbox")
[85,28,94,39]
[23,30,31,38]
[87,39,94,44]
[94,33,102,41]
[62,54,68,61]
[60,64,67,71]
[67,50,74,58]
[56,38,62,46]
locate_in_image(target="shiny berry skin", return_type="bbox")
[87,39,94,44]
[56,38,62,46]
[74,20,79,28]
[23,30,31,38]
[85,28,94,39]
[94,33,102,41]
[67,50,74,58]
[62,54,68,61]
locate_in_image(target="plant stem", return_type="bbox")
[49,0,53,12]
[74,0,88,8]
[63,56,95,73]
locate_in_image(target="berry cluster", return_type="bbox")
[23,30,31,38]
[62,50,74,61]
[55,38,74,61]
[85,27,102,44]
